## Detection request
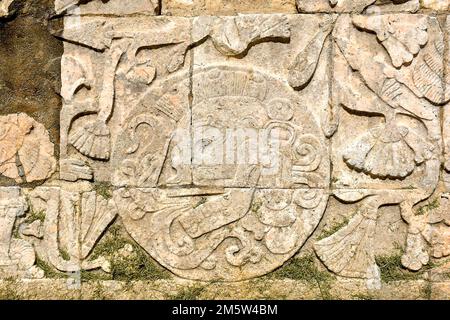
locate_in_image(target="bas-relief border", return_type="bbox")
[0,0,449,293]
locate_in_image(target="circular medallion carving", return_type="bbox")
[112,65,330,281]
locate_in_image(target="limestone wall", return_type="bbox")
[0,0,449,300]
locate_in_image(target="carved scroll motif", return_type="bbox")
[315,14,444,282]
[22,187,117,273]
[0,188,43,279]
[111,62,330,281]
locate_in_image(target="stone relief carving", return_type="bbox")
[313,13,447,286]
[192,15,291,56]
[297,0,420,13]
[22,187,116,273]
[0,113,56,183]
[107,14,332,281]
[0,0,449,290]
[58,16,192,182]
[0,187,43,279]
[55,0,159,15]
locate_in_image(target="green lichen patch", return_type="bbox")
[317,217,349,240]
[271,254,333,283]
[420,282,432,300]
[84,224,171,282]
[89,225,128,260]
[251,200,263,214]
[193,197,207,209]
[35,257,68,279]
[270,254,334,299]
[110,246,171,282]
[93,182,114,200]
[352,293,375,300]
[416,198,440,215]
[24,204,46,224]
[375,252,433,283]
[169,284,207,300]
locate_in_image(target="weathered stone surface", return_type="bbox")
[102,14,331,281]
[421,0,449,10]
[0,113,56,183]
[0,187,43,279]
[0,0,13,18]
[162,0,297,16]
[0,0,450,300]
[310,13,447,287]
[0,0,62,186]
[297,0,421,13]
[55,0,159,15]
[22,187,116,273]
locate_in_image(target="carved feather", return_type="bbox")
[69,120,111,160]
[80,191,118,259]
[288,17,334,90]
[314,201,378,279]
[342,124,427,180]
[413,38,449,104]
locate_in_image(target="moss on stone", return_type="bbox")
[169,284,207,300]
[0,278,22,300]
[375,252,433,283]
[269,254,335,299]
[24,204,46,224]
[317,217,349,240]
[35,257,68,279]
[251,199,263,214]
[93,182,113,200]
[91,281,108,300]
[84,223,171,282]
[416,198,440,215]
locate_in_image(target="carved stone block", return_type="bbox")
[162,0,297,16]
[59,16,192,183]
[421,0,449,11]
[55,0,159,15]
[297,0,421,13]
[0,113,57,183]
[106,14,333,281]
[1,0,450,298]
[312,13,448,287]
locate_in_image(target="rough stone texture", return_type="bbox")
[162,0,297,16]
[0,0,449,300]
[421,0,449,11]
[296,0,449,13]
[0,0,62,187]
[0,0,14,18]
[297,0,419,13]
[296,0,450,13]
[0,113,56,183]
[55,0,159,15]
